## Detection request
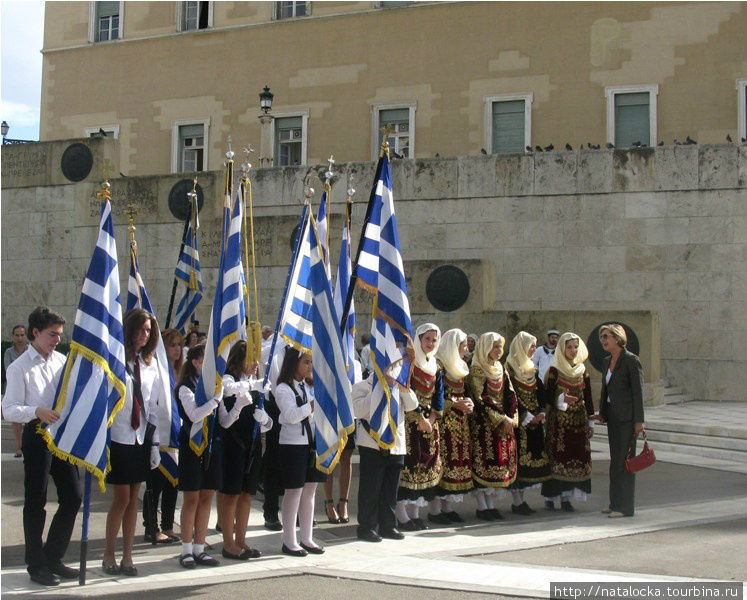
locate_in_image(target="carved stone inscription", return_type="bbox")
[87,178,158,218]
[2,146,48,180]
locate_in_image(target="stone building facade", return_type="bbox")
[2,138,746,404]
[40,2,747,175]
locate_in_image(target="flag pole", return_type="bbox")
[339,126,392,334]
[78,471,91,585]
[165,182,196,328]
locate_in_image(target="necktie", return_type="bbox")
[131,359,142,430]
[298,382,313,445]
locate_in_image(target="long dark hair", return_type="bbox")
[177,342,206,387]
[276,346,305,388]
[123,308,159,364]
[225,340,252,379]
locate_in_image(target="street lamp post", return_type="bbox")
[258,86,274,168]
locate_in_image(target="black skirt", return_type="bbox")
[107,441,149,485]
[220,432,263,496]
[178,431,223,492]
[279,444,326,489]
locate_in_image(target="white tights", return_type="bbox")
[511,490,524,506]
[395,501,420,523]
[281,482,318,550]
[474,490,496,510]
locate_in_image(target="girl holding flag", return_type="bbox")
[175,342,223,569]
[103,308,162,576]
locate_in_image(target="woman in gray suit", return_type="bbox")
[596,324,645,518]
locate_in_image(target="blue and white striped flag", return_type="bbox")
[277,207,314,353]
[308,220,355,472]
[316,190,331,279]
[40,200,127,491]
[172,218,203,335]
[333,201,358,385]
[355,155,414,449]
[127,245,180,485]
[190,191,245,455]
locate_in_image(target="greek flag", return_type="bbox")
[277,206,314,353]
[40,200,127,491]
[355,155,414,448]
[308,220,355,472]
[316,190,331,279]
[172,218,203,335]
[333,202,357,385]
[127,246,180,485]
[190,191,245,455]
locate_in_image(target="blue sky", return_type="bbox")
[1,1,44,142]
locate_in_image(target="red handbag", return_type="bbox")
[625,431,655,473]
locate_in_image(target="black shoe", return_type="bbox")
[476,509,494,521]
[30,567,60,586]
[561,501,575,512]
[412,517,430,530]
[119,563,138,577]
[241,546,262,558]
[193,551,219,566]
[300,542,325,554]
[281,544,308,557]
[545,500,556,511]
[398,519,418,532]
[222,548,251,561]
[488,509,504,520]
[522,501,536,514]
[357,529,383,542]
[427,512,452,526]
[379,528,405,540]
[264,519,283,531]
[511,503,533,516]
[443,511,464,523]
[49,561,79,579]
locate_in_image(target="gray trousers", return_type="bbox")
[607,417,637,516]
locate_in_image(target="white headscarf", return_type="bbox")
[436,328,469,380]
[473,331,504,380]
[506,331,538,384]
[414,323,441,376]
[550,332,589,379]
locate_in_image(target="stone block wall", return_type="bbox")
[2,141,746,402]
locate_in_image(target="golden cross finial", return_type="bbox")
[96,180,111,202]
[379,124,395,158]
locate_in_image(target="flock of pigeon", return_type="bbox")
[517,134,746,154]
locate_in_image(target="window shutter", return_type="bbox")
[614,92,650,147]
[380,108,409,125]
[97,1,119,18]
[492,100,525,154]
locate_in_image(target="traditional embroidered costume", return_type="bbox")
[541,333,595,506]
[468,333,518,493]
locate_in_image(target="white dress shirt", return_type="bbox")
[2,345,66,423]
[110,356,161,446]
[178,379,220,424]
[275,380,313,445]
[532,345,556,383]
[350,375,418,455]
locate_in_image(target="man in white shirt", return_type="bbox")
[359,333,372,379]
[1,307,81,587]
[3,324,28,457]
[352,366,418,542]
[532,329,560,383]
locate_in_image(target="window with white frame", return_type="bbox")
[738,79,746,142]
[372,104,415,159]
[94,1,121,42]
[275,1,309,19]
[172,123,207,172]
[605,85,658,148]
[485,94,532,154]
[85,125,119,139]
[274,116,305,166]
[180,1,211,31]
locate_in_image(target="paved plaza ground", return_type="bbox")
[1,402,745,598]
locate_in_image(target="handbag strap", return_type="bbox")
[626,430,646,458]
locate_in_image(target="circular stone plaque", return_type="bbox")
[426,265,470,312]
[168,180,204,221]
[586,322,640,373]
[60,143,93,182]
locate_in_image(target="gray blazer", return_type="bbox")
[599,349,645,423]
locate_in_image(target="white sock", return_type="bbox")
[281,487,303,550]
[511,490,523,506]
[406,503,419,520]
[298,483,317,547]
[192,543,204,556]
[474,490,487,511]
[441,499,453,513]
[181,541,193,556]
[428,497,441,516]
[395,502,409,523]
[485,494,496,510]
